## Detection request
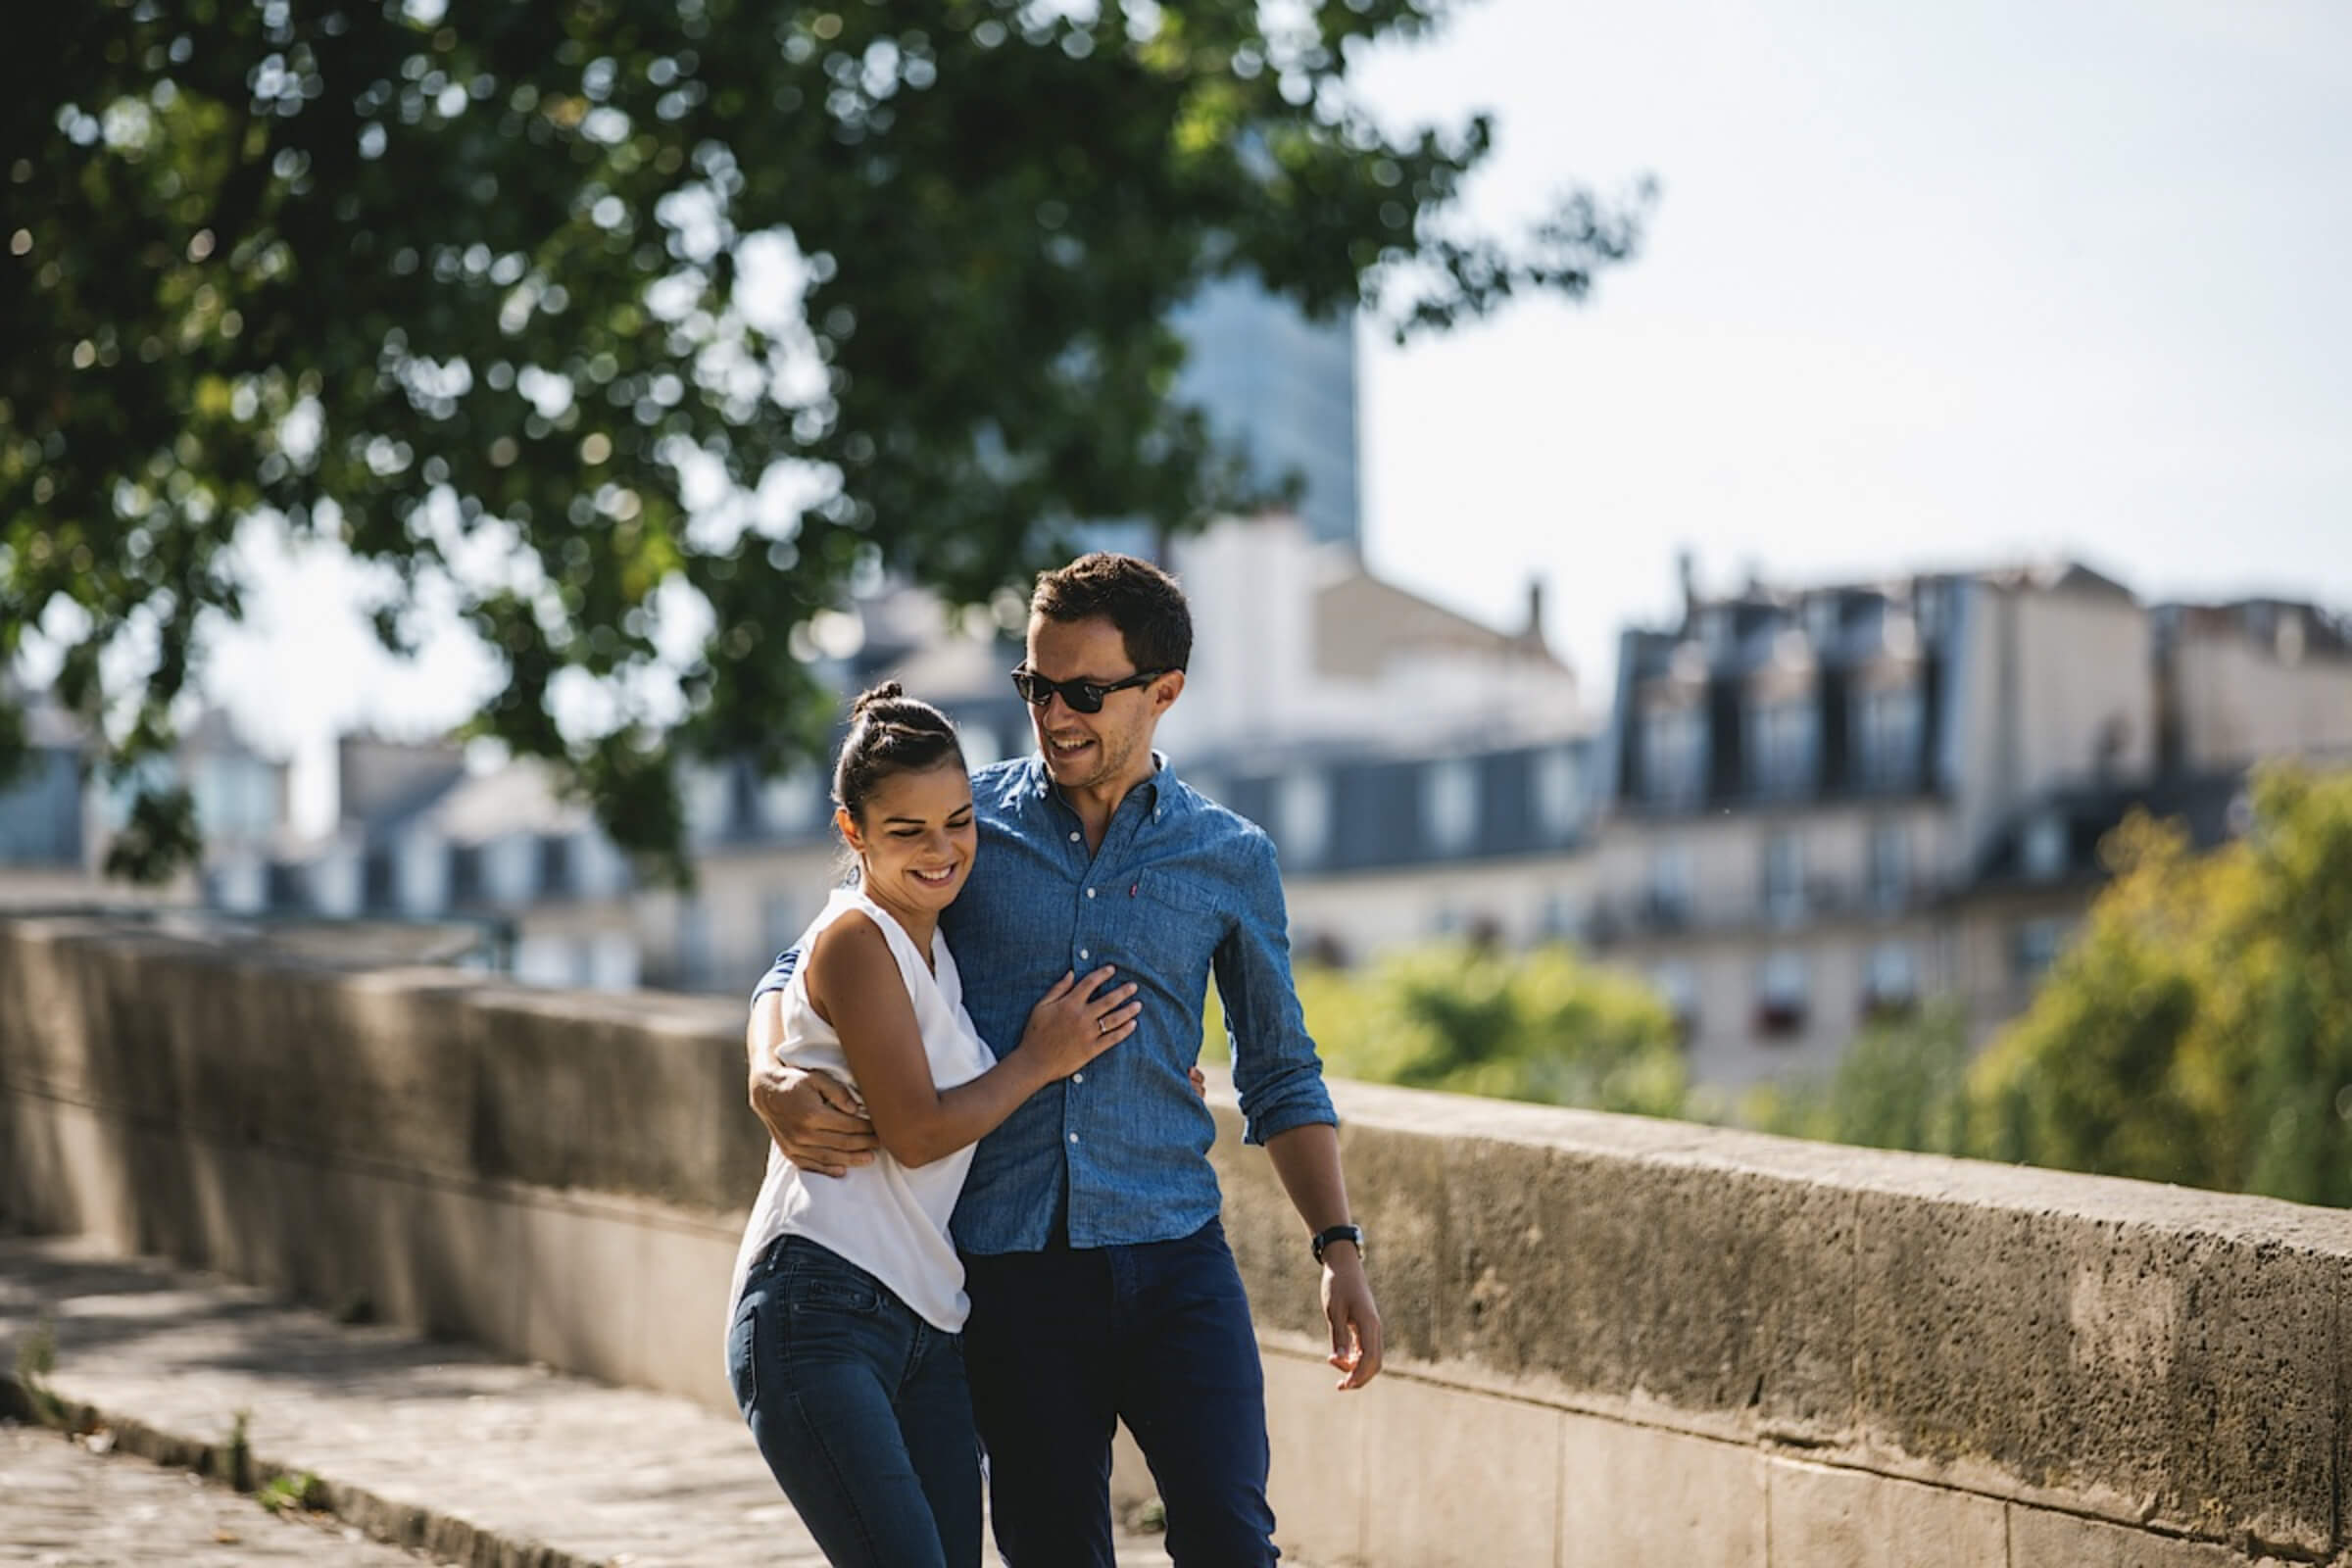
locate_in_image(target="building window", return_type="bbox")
[1641,705,1706,808]
[1916,579,1946,640]
[483,833,537,906]
[1863,941,1919,1019]
[1278,770,1332,867]
[1754,951,1809,1040]
[397,831,448,914]
[1747,698,1819,801]
[1867,822,1910,911]
[2022,812,2068,880]
[2014,917,2067,983]
[1534,747,1583,839]
[760,771,820,837]
[1647,844,1694,929]
[683,764,734,843]
[538,835,573,900]
[1761,831,1804,923]
[1423,760,1478,855]
[1854,683,1923,792]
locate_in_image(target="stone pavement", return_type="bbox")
[0,1236,1184,1567]
[1,1421,456,1566]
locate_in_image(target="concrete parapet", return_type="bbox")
[2,914,2345,1567]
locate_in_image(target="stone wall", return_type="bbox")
[3,914,2346,1568]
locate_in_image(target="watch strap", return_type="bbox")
[1311,1223,1364,1264]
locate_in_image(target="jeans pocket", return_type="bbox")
[783,1246,885,1315]
[725,1293,762,1415]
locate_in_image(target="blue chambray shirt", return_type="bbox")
[753,753,1336,1253]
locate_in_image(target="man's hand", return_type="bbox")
[1320,1246,1384,1391]
[750,1058,878,1178]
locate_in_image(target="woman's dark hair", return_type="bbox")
[832,681,965,823]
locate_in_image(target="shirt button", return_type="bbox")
[1067,1132,1080,1144]
[1072,1072,1084,1085]
[1086,888,1096,899]
[1068,830,1080,842]
[1079,949,1089,960]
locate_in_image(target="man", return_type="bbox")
[748,552,1381,1566]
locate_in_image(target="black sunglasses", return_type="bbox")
[1009,666,1168,713]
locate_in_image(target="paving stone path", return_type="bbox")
[0,1236,1187,1567]
[0,1421,455,1567]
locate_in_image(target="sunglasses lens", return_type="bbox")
[1012,672,1103,711]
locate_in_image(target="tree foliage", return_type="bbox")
[1746,766,2352,1208]
[1970,766,2352,1206]
[0,0,1644,881]
[1210,942,1688,1117]
[1741,1003,1974,1157]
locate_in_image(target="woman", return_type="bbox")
[724,682,1139,1568]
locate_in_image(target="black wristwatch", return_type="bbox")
[1310,1223,1365,1265]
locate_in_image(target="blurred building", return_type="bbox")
[1583,564,2352,1088]
[0,697,289,907]
[2156,596,2352,769]
[201,735,638,989]
[195,539,2351,1085]
[1170,277,1360,550]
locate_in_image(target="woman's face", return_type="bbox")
[840,761,977,917]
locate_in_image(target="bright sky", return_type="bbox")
[195,0,2352,831]
[1350,0,2352,697]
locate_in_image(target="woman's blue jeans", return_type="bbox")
[726,1237,981,1568]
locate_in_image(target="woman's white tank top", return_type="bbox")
[726,884,996,1332]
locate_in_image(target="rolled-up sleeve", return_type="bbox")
[749,948,800,1004]
[1214,830,1337,1146]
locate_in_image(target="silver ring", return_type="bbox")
[1098,1018,1110,1036]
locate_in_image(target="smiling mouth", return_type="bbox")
[1048,736,1095,758]
[909,864,959,887]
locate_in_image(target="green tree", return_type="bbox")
[1741,1004,1974,1156]
[0,0,1645,880]
[1211,942,1687,1117]
[1969,766,2352,1205]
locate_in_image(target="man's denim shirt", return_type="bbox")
[753,754,1336,1253]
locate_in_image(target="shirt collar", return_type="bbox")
[1018,751,1188,822]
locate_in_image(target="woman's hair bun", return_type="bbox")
[850,681,906,719]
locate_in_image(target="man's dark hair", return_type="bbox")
[1030,553,1193,673]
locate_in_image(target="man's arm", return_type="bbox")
[746,947,1195,1174]
[1215,831,1383,1390]
[745,950,878,1178]
[1265,1122,1383,1390]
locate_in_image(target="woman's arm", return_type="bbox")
[808,912,1139,1168]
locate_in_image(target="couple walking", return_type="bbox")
[725,552,1384,1566]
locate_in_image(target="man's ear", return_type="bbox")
[1152,668,1186,714]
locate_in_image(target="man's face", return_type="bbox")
[1022,613,1176,795]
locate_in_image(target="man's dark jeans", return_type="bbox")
[962,1217,1278,1567]
[727,1237,982,1568]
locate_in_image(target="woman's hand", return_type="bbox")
[1020,965,1140,1080]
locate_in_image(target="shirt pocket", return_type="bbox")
[1129,869,1222,919]
[1120,870,1227,967]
